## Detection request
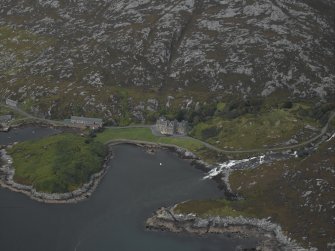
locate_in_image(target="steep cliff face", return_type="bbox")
[0,0,334,118]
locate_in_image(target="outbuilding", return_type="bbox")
[6,99,18,108]
[70,116,103,129]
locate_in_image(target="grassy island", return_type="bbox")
[8,133,107,193]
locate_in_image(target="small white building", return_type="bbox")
[6,98,18,108]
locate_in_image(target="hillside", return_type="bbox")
[0,0,334,122]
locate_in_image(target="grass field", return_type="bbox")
[8,133,107,193]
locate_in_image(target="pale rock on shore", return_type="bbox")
[146,207,313,251]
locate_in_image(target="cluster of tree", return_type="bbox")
[217,99,263,119]
[110,95,334,128]
[36,136,107,193]
[156,98,273,125]
[174,103,216,124]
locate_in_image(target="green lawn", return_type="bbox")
[8,133,107,193]
[96,127,204,153]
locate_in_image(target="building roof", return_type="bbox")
[70,116,103,124]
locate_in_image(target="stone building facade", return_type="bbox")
[156,117,188,136]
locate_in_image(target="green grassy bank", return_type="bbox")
[95,127,225,163]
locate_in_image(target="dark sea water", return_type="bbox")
[0,126,61,145]
[0,129,257,251]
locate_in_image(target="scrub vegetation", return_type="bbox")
[189,100,322,150]
[228,138,335,250]
[8,133,107,193]
[0,25,54,81]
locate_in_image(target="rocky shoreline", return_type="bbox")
[0,138,206,204]
[122,141,310,251]
[146,207,307,251]
[0,146,113,204]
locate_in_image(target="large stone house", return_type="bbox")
[156,117,188,136]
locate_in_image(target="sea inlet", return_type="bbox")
[0,127,258,251]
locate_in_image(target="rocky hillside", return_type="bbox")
[0,0,334,120]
